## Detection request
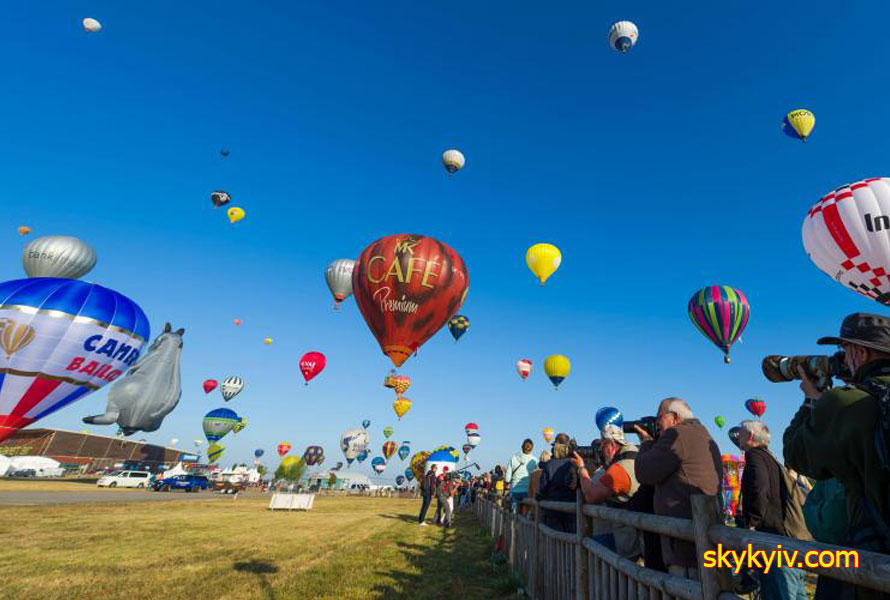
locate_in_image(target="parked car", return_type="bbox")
[96,470,152,488]
[151,474,209,493]
[214,479,246,494]
[8,469,36,478]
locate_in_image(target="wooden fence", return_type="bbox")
[474,492,890,600]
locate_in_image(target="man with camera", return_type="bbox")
[784,313,890,571]
[572,422,642,559]
[634,398,722,580]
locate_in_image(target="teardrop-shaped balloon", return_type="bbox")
[542,427,554,443]
[782,109,815,142]
[398,441,411,461]
[371,456,386,475]
[325,259,356,307]
[353,234,469,367]
[203,379,218,394]
[220,376,244,401]
[303,445,324,466]
[17,226,30,236]
[442,149,466,174]
[383,426,394,439]
[393,397,412,420]
[340,427,369,463]
[517,359,532,381]
[544,355,571,389]
[207,443,225,463]
[404,467,415,482]
[277,442,291,457]
[714,416,726,428]
[82,18,102,33]
[728,426,741,449]
[608,21,638,53]
[211,191,231,209]
[362,419,371,430]
[745,398,766,418]
[382,441,397,460]
[688,286,750,363]
[299,351,326,384]
[23,236,97,279]
[227,207,245,223]
[526,244,562,285]
[595,407,623,432]
[396,475,406,486]
[448,315,470,342]
[202,408,240,443]
[462,443,473,456]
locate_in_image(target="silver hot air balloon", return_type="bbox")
[23,236,97,279]
[442,149,465,175]
[325,259,356,308]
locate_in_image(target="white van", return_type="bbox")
[97,471,152,488]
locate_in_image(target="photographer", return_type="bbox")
[784,314,890,572]
[572,424,641,559]
[635,398,722,581]
[536,433,578,533]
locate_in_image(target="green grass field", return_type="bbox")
[0,493,518,600]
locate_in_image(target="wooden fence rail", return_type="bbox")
[473,491,890,600]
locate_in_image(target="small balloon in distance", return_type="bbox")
[227,207,245,224]
[83,18,102,33]
[264,337,273,345]
[17,226,30,236]
[233,319,241,326]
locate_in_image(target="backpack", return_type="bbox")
[849,378,890,549]
[775,457,813,541]
[803,478,848,545]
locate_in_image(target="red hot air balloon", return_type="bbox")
[278,442,292,457]
[299,351,326,384]
[353,234,469,367]
[203,379,218,394]
[465,422,479,436]
[745,398,766,418]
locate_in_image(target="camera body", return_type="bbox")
[623,416,658,440]
[569,439,603,469]
[761,351,852,389]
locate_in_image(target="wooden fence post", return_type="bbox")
[529,500,540,600]
[691,494,731,600]
[576,489,591,600]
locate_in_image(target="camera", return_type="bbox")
[623,416,658,440]
[761,352,852,389]
[569,439,603,468]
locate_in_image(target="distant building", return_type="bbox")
[0,428,197,474]
[306,469,372,490]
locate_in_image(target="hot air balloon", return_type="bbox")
[465,423,479,436]
[745,398,766,418]
[233,417,247,433]
[227,207,245,224]
[462,443,472,457]
[220,148,230,158]
[393,397,412,419]
[194,440,202,447]
[542,427,554,443]
[220,376,244,401]
[398,442,410,461]
[517,359,532,381]
[255,449,265,458]
[544,355,571,389]
[353,234,469,367]
[325,259,356,308]
[409,451,430,480]
[264,337,273,345]
[466,432,480,447]
[23,236,97,279]
[303,445,324,466]
[608,21,638,53]
[782,109,815,142]
[688,286,750,363]
[404,467,415,482]
[299,352,326,384]
[169,438,179,446]
[340,427,369,464]
[277,442,291,457]
[362,419,371,430]
[82,18,102,32]
[448,315,470,342]
[280,456,303,472]
[0,278,148,442]
[207,443,225,463]
[728,426,742,449]
[17,226,30,236]
[383,426,394,439]
[210,191,231,209]
[714,416,726,429]
[202,408,241,443]
[427,446,460,475]
[384,372,412,396]
[203,379,218,394]
[595,407,624,432]
[396,475,406,486]
[442,149,465,175]
[356,450,369,463]
[233,319,241,326]
[526,244,561,286]
[382,441,397,460]
[802,178,890,305]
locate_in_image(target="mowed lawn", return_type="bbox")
[0,494,518,600]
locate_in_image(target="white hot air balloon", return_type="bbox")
[325,259,356,308]
[170,438,179,446]
[516,359,532,381]
[442,149,466,175]
[220,376,244,401]
[608,21,639,54]
[83,18,102,33]
[340,427,370,463]
[803,177,890,305]
[23,236,97,279]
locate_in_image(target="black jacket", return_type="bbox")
[421,471,436,497]
[741,447,785,536]
[536,457,578,533]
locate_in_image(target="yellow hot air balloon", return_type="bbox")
[544,354,570,390]
[281,456,303,469]
[227,206,245,223]
[542,427,554,443]
[526,243,562,285]
[393,397,412,420]
[782,109,815,142]
[264,337,273,345]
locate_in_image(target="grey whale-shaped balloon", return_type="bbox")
[83,323,183,436]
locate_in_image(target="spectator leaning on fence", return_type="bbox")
[536,433,579,533]
[573,423,642,560]
[739,420,808,600]
[526,450,550,513]
[506,438,538,513]
[634,397,722,581]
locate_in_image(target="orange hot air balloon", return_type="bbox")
[233,319,241,326]
[393,397,412,420]
[353,234,469,367]
[17,226,31,236]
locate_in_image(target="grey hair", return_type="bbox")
[665,398,694,420]
[740,420,771,447]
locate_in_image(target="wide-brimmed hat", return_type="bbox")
[600,424,626,444]
[817,313,890,354]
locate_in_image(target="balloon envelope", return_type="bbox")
[17,226,30,236]
[340,427,369,462]
[303,445,324,466]
[220,376,244,401]
[714,416,726,428]
[544,355,571,388]
[396,475,406,486]
[517,359,532,380]
[210,191,231,208]
[782,109,815,142]
[595,407,623,432]
[383,426,394,439]
[0,277,149,442]
[202,408,240,443]
[728,426,742,449]
[207,443,224,463]
[404,467,415,481]
[462,443,473,455]
[82,18,102,32]
[745,398,766,418]
[687,286,749,363]
[398,442,410,461]
[466,432,481,447]
[542,427,554,442]
[203,379,217,394]
[325,259,356,305]
[23,236,97,280]
[255,449,265,458]
[442,149,465,174]
[362,419,371,429]
[393,397,412,419]
[353,234,469,367]
[526,244,561,285]
[277,442,291,457]
[448,315,470,342]
[299,352,326,383]
[608,21,639,53]
[382,441,397,460]
[227,207,245,223]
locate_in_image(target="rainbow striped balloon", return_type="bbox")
[688,286,750,363]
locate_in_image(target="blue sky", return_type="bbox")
[3,1,889,482]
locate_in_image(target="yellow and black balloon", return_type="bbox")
[782,109,815,142]
[544,354,570,390]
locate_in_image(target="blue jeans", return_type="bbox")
[511,491,527,512]
[592,533,616,552]
[758,565,808,600]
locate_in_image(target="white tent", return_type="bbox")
[10,456,63,477]
[0,454,11,477]
[307,469,371,490]
[162,462,188,479]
